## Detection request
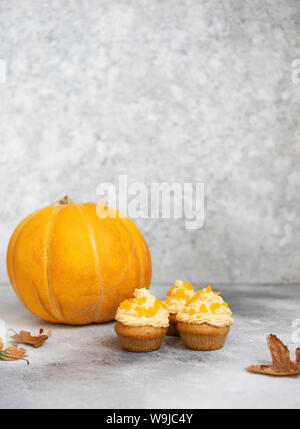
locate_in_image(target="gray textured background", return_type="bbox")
[0,0,299,286]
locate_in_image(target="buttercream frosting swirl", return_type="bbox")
[190,285,224,304]
[115,288,169,328]
[176,286,234,327]
[164,280,195,314]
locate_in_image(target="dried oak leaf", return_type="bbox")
[10,328,51,348]
[246,334,300,377]
[0,338,28,364]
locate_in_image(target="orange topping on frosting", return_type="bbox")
[120,299,131,311]
[187,285,223,304]
[166,286,177,297]
[188,291,202,303]
[165,280,195,300]
[136,297,147,305]
[118,289,165,318]
[199,303,208,313]
[175,288,189,298]
[210,303,221,313]
[136,299,165,317]
[183,281,194,291]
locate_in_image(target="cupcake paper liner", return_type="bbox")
[115,322,167,353]
[167,313,180,336]
[177,322,230,351]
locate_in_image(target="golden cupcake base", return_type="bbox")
[167,313,180,336]
[177,322,230,351]
[115,321,168,352]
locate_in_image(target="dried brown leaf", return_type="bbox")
[0,340,28,364]
[246,334,300,377]
[246,365,300,377]
[267,334,292,371]
[10,328,51,348]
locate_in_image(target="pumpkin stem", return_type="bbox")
[56,195,75,205]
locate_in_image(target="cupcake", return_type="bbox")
[164,280,195,336]
[115,288,169,352]
[176,286,234,350]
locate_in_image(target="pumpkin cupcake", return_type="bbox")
[164,280,195,336]
[115,288,169,352]
[176,286,234,351]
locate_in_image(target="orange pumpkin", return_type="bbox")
[7,197,151,325]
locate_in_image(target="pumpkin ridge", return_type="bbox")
[76,204,103,323]
[57,296,67,321]
[143,239,152,285]
[99,214,133,321]
[120,217,143,289]
[36,288,57,321]
[46,206,64,322]
[106,287,121,321]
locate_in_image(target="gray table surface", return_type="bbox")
[0,283,299,409]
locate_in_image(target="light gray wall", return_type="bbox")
[0,0,299,286]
